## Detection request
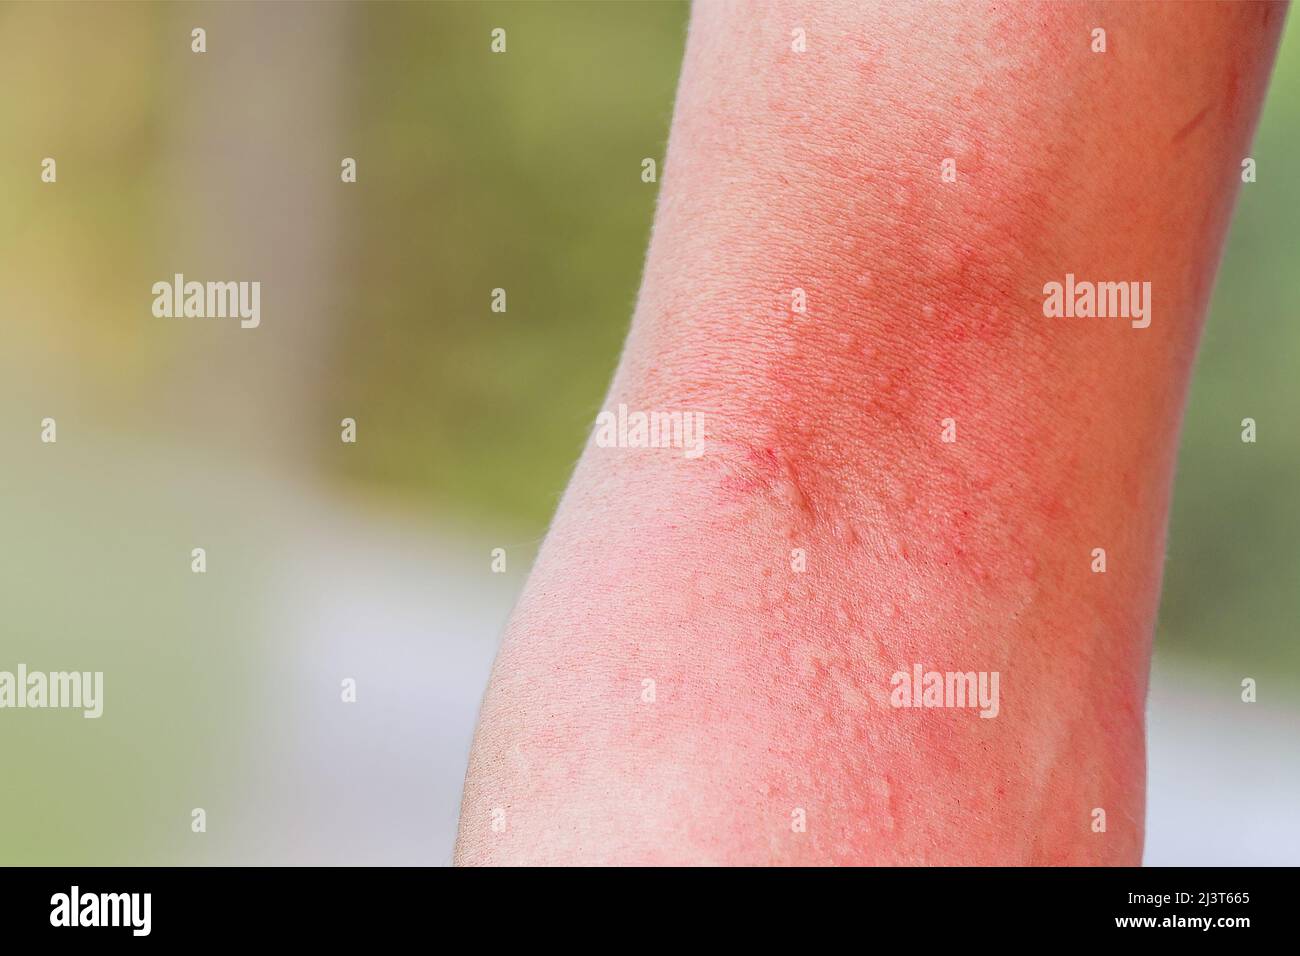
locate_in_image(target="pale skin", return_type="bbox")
[456,0,1287,865]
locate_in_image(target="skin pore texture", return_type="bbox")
[457,1,1286,865]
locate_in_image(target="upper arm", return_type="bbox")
[456,0,1287,866]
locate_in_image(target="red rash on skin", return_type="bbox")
[456,1,1287,865]
[1171,105,1212,144]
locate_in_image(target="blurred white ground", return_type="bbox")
[1145,654,1300,865]
[235,486,1297,866]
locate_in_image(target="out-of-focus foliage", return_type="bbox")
[1157,20,1300,677]
[330,1,687,521]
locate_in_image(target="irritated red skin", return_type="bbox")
[456,1,1286,865]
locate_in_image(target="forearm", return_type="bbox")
[457,0,1284,865]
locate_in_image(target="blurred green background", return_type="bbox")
[0,1,1295,865]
